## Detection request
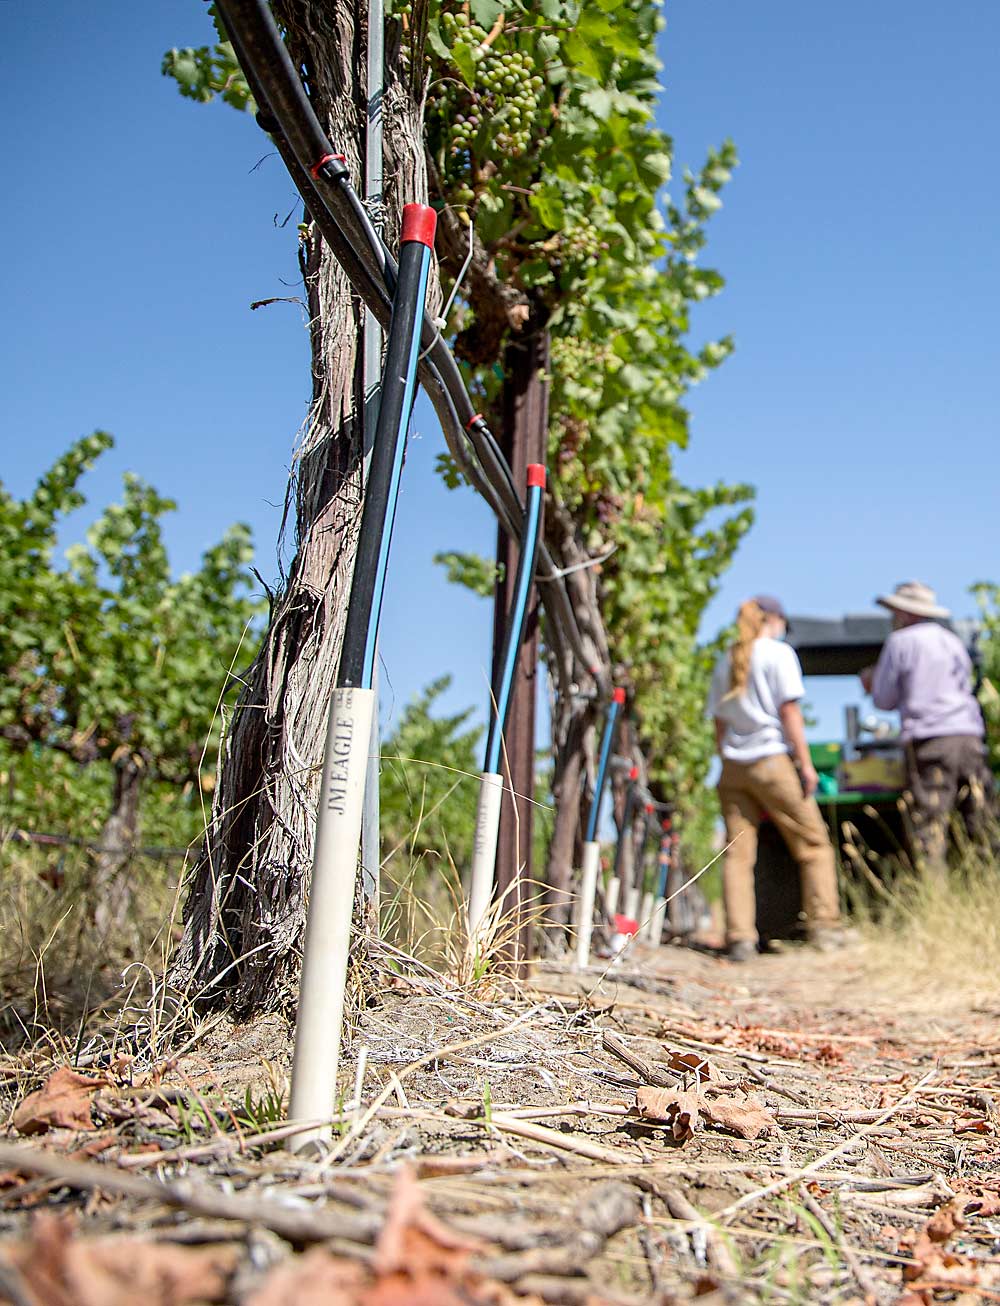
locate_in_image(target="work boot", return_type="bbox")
[727,940,757,963]
[807,925,859,952]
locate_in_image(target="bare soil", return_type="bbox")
[1,936,999,1304]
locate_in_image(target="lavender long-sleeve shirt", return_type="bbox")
[871,621,983,741]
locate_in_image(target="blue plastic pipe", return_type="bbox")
[585,688,626,843]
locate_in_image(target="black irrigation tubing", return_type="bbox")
[656,821,674,898]
[584,687,625,843]
[636,797,657,886]
[339,205,436,690]
[215,0,602,690]
[483,464,546,775]
[612,771,641,884]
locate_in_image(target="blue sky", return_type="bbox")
[2,0,997,748]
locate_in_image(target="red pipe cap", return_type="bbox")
[401,204,437,248]
[310,152,346,179]
[629,765,639,781]
[527,463,547,489]
[612,687,626,705]
[645,803,654,813]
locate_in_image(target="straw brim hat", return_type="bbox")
[876,581,950,620]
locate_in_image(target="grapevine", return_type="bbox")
[164,0,755,873]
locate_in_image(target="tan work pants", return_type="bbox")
[718,753,841,945]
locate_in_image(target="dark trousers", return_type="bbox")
[905,734,994,865]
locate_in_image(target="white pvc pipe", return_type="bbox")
[649,896,667,945]
[605,875,621,918]
[289,686,375,1153]
[624,885,641,924]
[639,891,654,938]
[574,840,600,970]
[468,770,503,940]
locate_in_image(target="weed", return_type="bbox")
[236,1082,286,1132]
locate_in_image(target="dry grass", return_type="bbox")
[0,835,241,1084]
[853,830,1000,1008]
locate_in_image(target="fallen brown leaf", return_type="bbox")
[635,1086,701,1141]
[953,1116,991,1135]
[245,1248,367,1306]
[0,1136,118,1210]
[924,1200,966,1244]
[901,1199,1000,1296]
[2,1213,238,1305]
[963,1192,1000,1218]
[373,1167,482,1277]
[700,1094,778,1141]
[249,1168,541,1306]
[665,1049,714,1080]
[13,1068,107,1136]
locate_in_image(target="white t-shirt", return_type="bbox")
[707,637,805,762]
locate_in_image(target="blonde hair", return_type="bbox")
[727,600,767,696]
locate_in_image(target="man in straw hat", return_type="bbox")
[860,581,992,866]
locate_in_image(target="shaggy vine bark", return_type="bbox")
[171,1,433,1012]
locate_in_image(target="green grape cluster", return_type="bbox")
[439,10,545,162]
[562,221,604,260]
[551,333,608,378]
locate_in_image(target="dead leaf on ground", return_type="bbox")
[12,1068,108,1136]
[924,1200,967,1244]
[0,1135,118,1209]
[245,1248,368,1306]
[665,1049,714,1081]
[0,1213,238,1305]
[373,1167,483,1277]
[635,1086,701,1141]
[700,1094,778,1141]
[900,1199,1000,1296]
[962,1192,1000,1218]
[953,1115,992,1135]
[249,1168,540,1306]
[637,1085,776,1141]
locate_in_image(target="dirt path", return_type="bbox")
[1,938,998,1303]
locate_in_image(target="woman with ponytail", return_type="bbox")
[707,596,847,961]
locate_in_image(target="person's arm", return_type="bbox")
[714,717,726,756]
[778,699,818,796]
[869,644,900,711]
